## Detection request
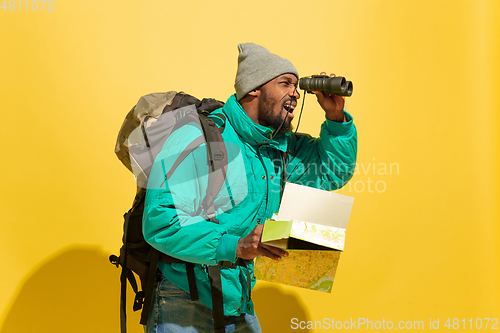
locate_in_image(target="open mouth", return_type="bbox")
[283,102,296,113]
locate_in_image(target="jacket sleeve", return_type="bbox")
[142,125,239,265]
[285,111,357,190]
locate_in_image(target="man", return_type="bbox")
[143,43,357,332]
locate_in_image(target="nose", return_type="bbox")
[290,86,300,99]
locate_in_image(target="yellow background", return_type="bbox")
[1,0,499,332]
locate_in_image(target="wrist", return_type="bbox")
[326,110,346,123]
[236,238,242,258]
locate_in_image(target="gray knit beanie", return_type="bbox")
[234,43,299,101]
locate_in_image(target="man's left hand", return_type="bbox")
[312,72,346,123]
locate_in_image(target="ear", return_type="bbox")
[246,88,259,97]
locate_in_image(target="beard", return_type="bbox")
[260,89,294,135]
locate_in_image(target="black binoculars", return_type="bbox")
[299,75,353,97]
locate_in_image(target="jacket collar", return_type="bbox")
[223,95,288,152]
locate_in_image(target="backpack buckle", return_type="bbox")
[133,291,145,312]
[109,254,120,268]
[214,151,224,161]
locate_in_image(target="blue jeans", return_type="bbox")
[144,275,262,333]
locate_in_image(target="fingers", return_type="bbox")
[258,247,281,260]
[319,71,336,78]
[261,243,288,257]
[237,225,290,261]
[313,90,325,102]
[260,244,289,260]
[250,224,264,249]
[253,224,264,237]
[236,224,265,259]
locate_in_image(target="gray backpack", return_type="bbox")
[110,91,229,333]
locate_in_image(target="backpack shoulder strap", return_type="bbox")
[208,111,227,134]
[197,114,227,223]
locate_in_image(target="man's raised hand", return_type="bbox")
[313,72,346,123]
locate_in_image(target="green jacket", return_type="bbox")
[143,94,357,316]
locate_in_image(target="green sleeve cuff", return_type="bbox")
[216,233,239,263]
[324,111,354,137]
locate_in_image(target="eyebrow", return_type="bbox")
[279,76,298,84]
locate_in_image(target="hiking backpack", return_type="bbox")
[109,91,230,333]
